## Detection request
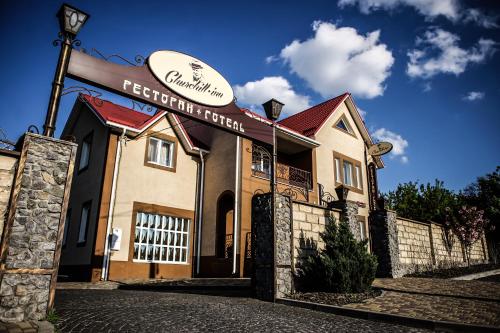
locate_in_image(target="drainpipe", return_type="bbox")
[196,149,207,276]
[232,136,241,276]
[101,128,126,281]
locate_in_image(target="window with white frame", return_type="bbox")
[333,152,364,193]
[79,133,92,171]
[359,219,367,240]
[147,137,174,168]
[343,161,354,186]
[77,202,91,244]
[355,165,362,190]
[133,212,190,264]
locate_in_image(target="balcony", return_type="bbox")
[251,143,312,201]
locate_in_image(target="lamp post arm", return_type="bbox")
[43,34,73,137]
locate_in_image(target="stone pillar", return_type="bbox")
[331,200,360,240]
[0,133,77,322]
[369,209,403,277]
[275,194,292,299]
[252,193,293,301]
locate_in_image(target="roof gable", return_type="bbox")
[278,93,348,137]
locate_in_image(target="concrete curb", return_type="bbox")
[451,269,500,281]
[276,298,500,333]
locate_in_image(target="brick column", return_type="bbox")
[0,133,76,322]
[252,193,293,301]
[369,209,404,277]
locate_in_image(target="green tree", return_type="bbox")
[383,181,422,220]
[462,167,500,261]
[383,179,457,224]
[297,215,377,293]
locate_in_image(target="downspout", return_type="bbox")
[232,136,241,276]
[196,149,207,276]
[101,128,126,281]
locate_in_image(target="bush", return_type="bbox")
[296,215,378,293]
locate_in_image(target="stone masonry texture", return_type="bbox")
[252,193,294,300]
[0,133,76,322]
[370,210,488,278]
[0,153,17,241]
[369,210,402,278]
[291,202,341,269]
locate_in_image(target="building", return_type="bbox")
[59,92,383,281]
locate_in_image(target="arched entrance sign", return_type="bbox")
[66,50,273,145]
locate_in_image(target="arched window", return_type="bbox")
[216,191,234,258]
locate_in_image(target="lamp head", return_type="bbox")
[57,3,89,37]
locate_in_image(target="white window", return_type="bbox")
[335,158,341,183]
[78,202,91,244]
[133,212,190,264]
[63,210,71,246]
[148,137,174,167]
[251,144,271,177]
[79,134,92,171]
[359,220,367,240]
[343,161,353,186]
[355,165,362,189]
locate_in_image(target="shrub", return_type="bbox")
[296,215,378,293]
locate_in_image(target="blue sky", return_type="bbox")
[0,0,498,193]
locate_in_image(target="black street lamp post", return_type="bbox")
[262,98,284,300]
[43,3,89,137]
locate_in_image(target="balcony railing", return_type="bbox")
[251,143,313,201]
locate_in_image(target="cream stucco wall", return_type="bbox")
[314,101,370,218]
[0,152,18,241]
[200,130,237,257]
[110,117,199,261]
[60,105,110,266]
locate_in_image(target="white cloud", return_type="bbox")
[233,76,311,116]
[463,91,485,101]
[338,0,498,28]
[406,28,496,79]
[372,127,409,163]
[357,107,367,119]
[422,82,432,92]
[463,8,499,29]
[279,21,394,99]
[265,55,279,64]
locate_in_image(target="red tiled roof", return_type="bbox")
[278,93,349,137]
[81,94,162,130]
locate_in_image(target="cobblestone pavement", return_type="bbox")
[373,277,500,301]
[343,278,500,327]
[345,291,500,326]
[54,290,431,333]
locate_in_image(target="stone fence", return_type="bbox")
[0,133,76,322]
[0,149,19,241]
[291,201,341,269]
[371,210,488,278]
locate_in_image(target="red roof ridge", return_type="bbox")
[80,94,164,131]
[277,92,350,137]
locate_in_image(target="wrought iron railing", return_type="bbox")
[245,232,252,259]
[250,144,312,190]
[224,234,233,259]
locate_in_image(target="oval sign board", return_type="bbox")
[148,50,234,107]
[368,142,393,156]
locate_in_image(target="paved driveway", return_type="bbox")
[54,289,430,332]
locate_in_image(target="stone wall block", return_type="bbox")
[0,133,76,322]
